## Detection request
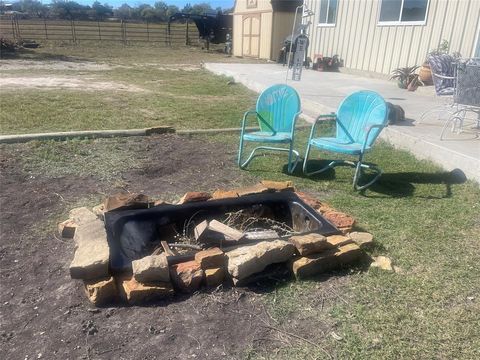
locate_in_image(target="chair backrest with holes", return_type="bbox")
[256,84,301,133]
[336,90,388,146]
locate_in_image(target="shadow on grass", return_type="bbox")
[364,168,467,198]
[1,47,89,62]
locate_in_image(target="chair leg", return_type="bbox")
[303,142,344,176]
[353,154,383,191]
[239,143,300,173]
[237,135,246,168]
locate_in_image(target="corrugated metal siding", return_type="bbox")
[305,0,480,75]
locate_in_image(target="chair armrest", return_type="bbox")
[361,124,386,153]
[290,110,303,134]
[432,73,455,80]
[308,113,336,140]
[241,110,277,136]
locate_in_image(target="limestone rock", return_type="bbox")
[170,260,204,293]
[291,243,362,279]
[69,207,97,226]
[69,219,110,280]
[260,180,294,192]
[211,190,239,200]
[194,248,226,269]
[323,211,355,233]
[289,233,327,255]
[234,184,270,197]
[84,277,117,306]
[326,234,354,248]
[349,232,374,248]
[132,254,170,283]
[121,277,173,304]
[294,191,334,213]
[104,192,149,212]
[205,268,225,287]
[226,240,296,281]
[58,219,77,239]
[178,192,211,204]
[92,203,105,220]
[370,256,394,271]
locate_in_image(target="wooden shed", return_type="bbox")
[232,0,302,60]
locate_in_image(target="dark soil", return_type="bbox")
[0,134,338,359]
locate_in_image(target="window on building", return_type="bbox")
[379,0,429,25]
[318,0,338,26]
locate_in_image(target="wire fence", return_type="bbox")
[0,17,200,46]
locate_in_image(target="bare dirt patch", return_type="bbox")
[0,134,338,359]
[0,59,114,71]
[0,76,146,92]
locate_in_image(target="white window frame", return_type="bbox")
[317,0,338,28]
[377,0,430,26]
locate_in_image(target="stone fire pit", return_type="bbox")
[60,181,373,306]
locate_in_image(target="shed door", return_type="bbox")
[242,15,261,57]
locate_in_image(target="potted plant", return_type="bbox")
[390,66,420,89]
[420,39,450,85]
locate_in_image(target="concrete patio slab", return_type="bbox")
[205,63,479,183]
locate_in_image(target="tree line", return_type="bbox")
[2,1,232,21]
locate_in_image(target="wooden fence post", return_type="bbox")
[71,19,77,44]
[44,18,48,40]
[185,20,189,46]
[146,21,149,42]
[11,17,16,42]
[97,21,101,41]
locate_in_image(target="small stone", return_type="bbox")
[84,277,117,306]
[211,190,239,200]
[226,240,296,281]
[205,268,225,287]
[104,192,149,212]
[370,256,394,271]
[289,233,327,255]
[69,219,110,280]
[194,248,226,269]
[260,180,295,192]
[57,219,77,239]
[326,234,354,248]
[92,204,105,220]
[132,254,170,283]
[121,277,173,304]
[234,183,270,197]
[170,261,204,293]
[69,207,97,226]
[177,192,212,204]
[291,243,362,279]
[349,232,374,248]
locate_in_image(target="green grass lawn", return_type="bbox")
[1,43,479,359]
[0,43,258,134]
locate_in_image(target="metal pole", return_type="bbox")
[285,5,302,84]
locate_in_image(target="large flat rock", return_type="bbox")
[226,240,296,281]
[69,219,110,280]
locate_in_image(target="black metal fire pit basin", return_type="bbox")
[104,192,340,272]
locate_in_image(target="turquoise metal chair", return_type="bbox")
[303,90,388,190]
[238,84,301,173]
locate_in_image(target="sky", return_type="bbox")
[74,0,235,10]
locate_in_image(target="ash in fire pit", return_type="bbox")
[64,182,372,306]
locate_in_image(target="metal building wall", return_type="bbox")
[304,0,480,75]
